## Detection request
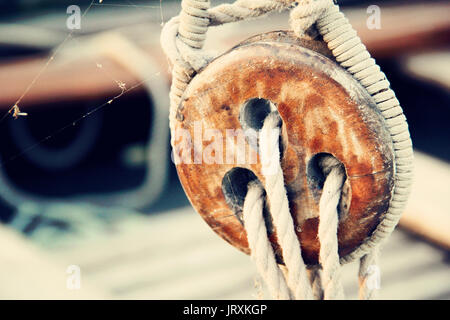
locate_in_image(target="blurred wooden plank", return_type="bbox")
[378,264,450,300]
[46,205,449,300]
[0,157,447,299]
[400,152,450,250]
[0,224,108,299]
[403,51,450,90]
[344,2,450,58]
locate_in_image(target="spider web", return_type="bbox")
[0,0,167,167]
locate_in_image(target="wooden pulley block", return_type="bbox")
[173,31,395,265]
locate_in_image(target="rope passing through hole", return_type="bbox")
[243,112,347,300]
[161,0,414,300]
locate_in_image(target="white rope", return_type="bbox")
[259,113,313,300]
[161,0,413,300]
[313,4,414,263]
[244,113,347,300]
[290,0,335,36]
[317,156,346,299]
[243,182,292,300]
[358,248,380,300]
[209,0,294,25]
[307,267,324,300]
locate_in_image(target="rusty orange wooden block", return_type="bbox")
[173,31,395,265]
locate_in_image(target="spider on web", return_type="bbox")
[10,105,28,119]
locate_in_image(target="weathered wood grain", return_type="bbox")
[175,32,394,264]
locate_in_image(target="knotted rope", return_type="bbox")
[161,0,413,300]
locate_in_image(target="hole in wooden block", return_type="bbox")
[222,167,259,222]
[239,98,287,156]
[307,153,351,219]
[221,167,275,234]
[239,98,275,130]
